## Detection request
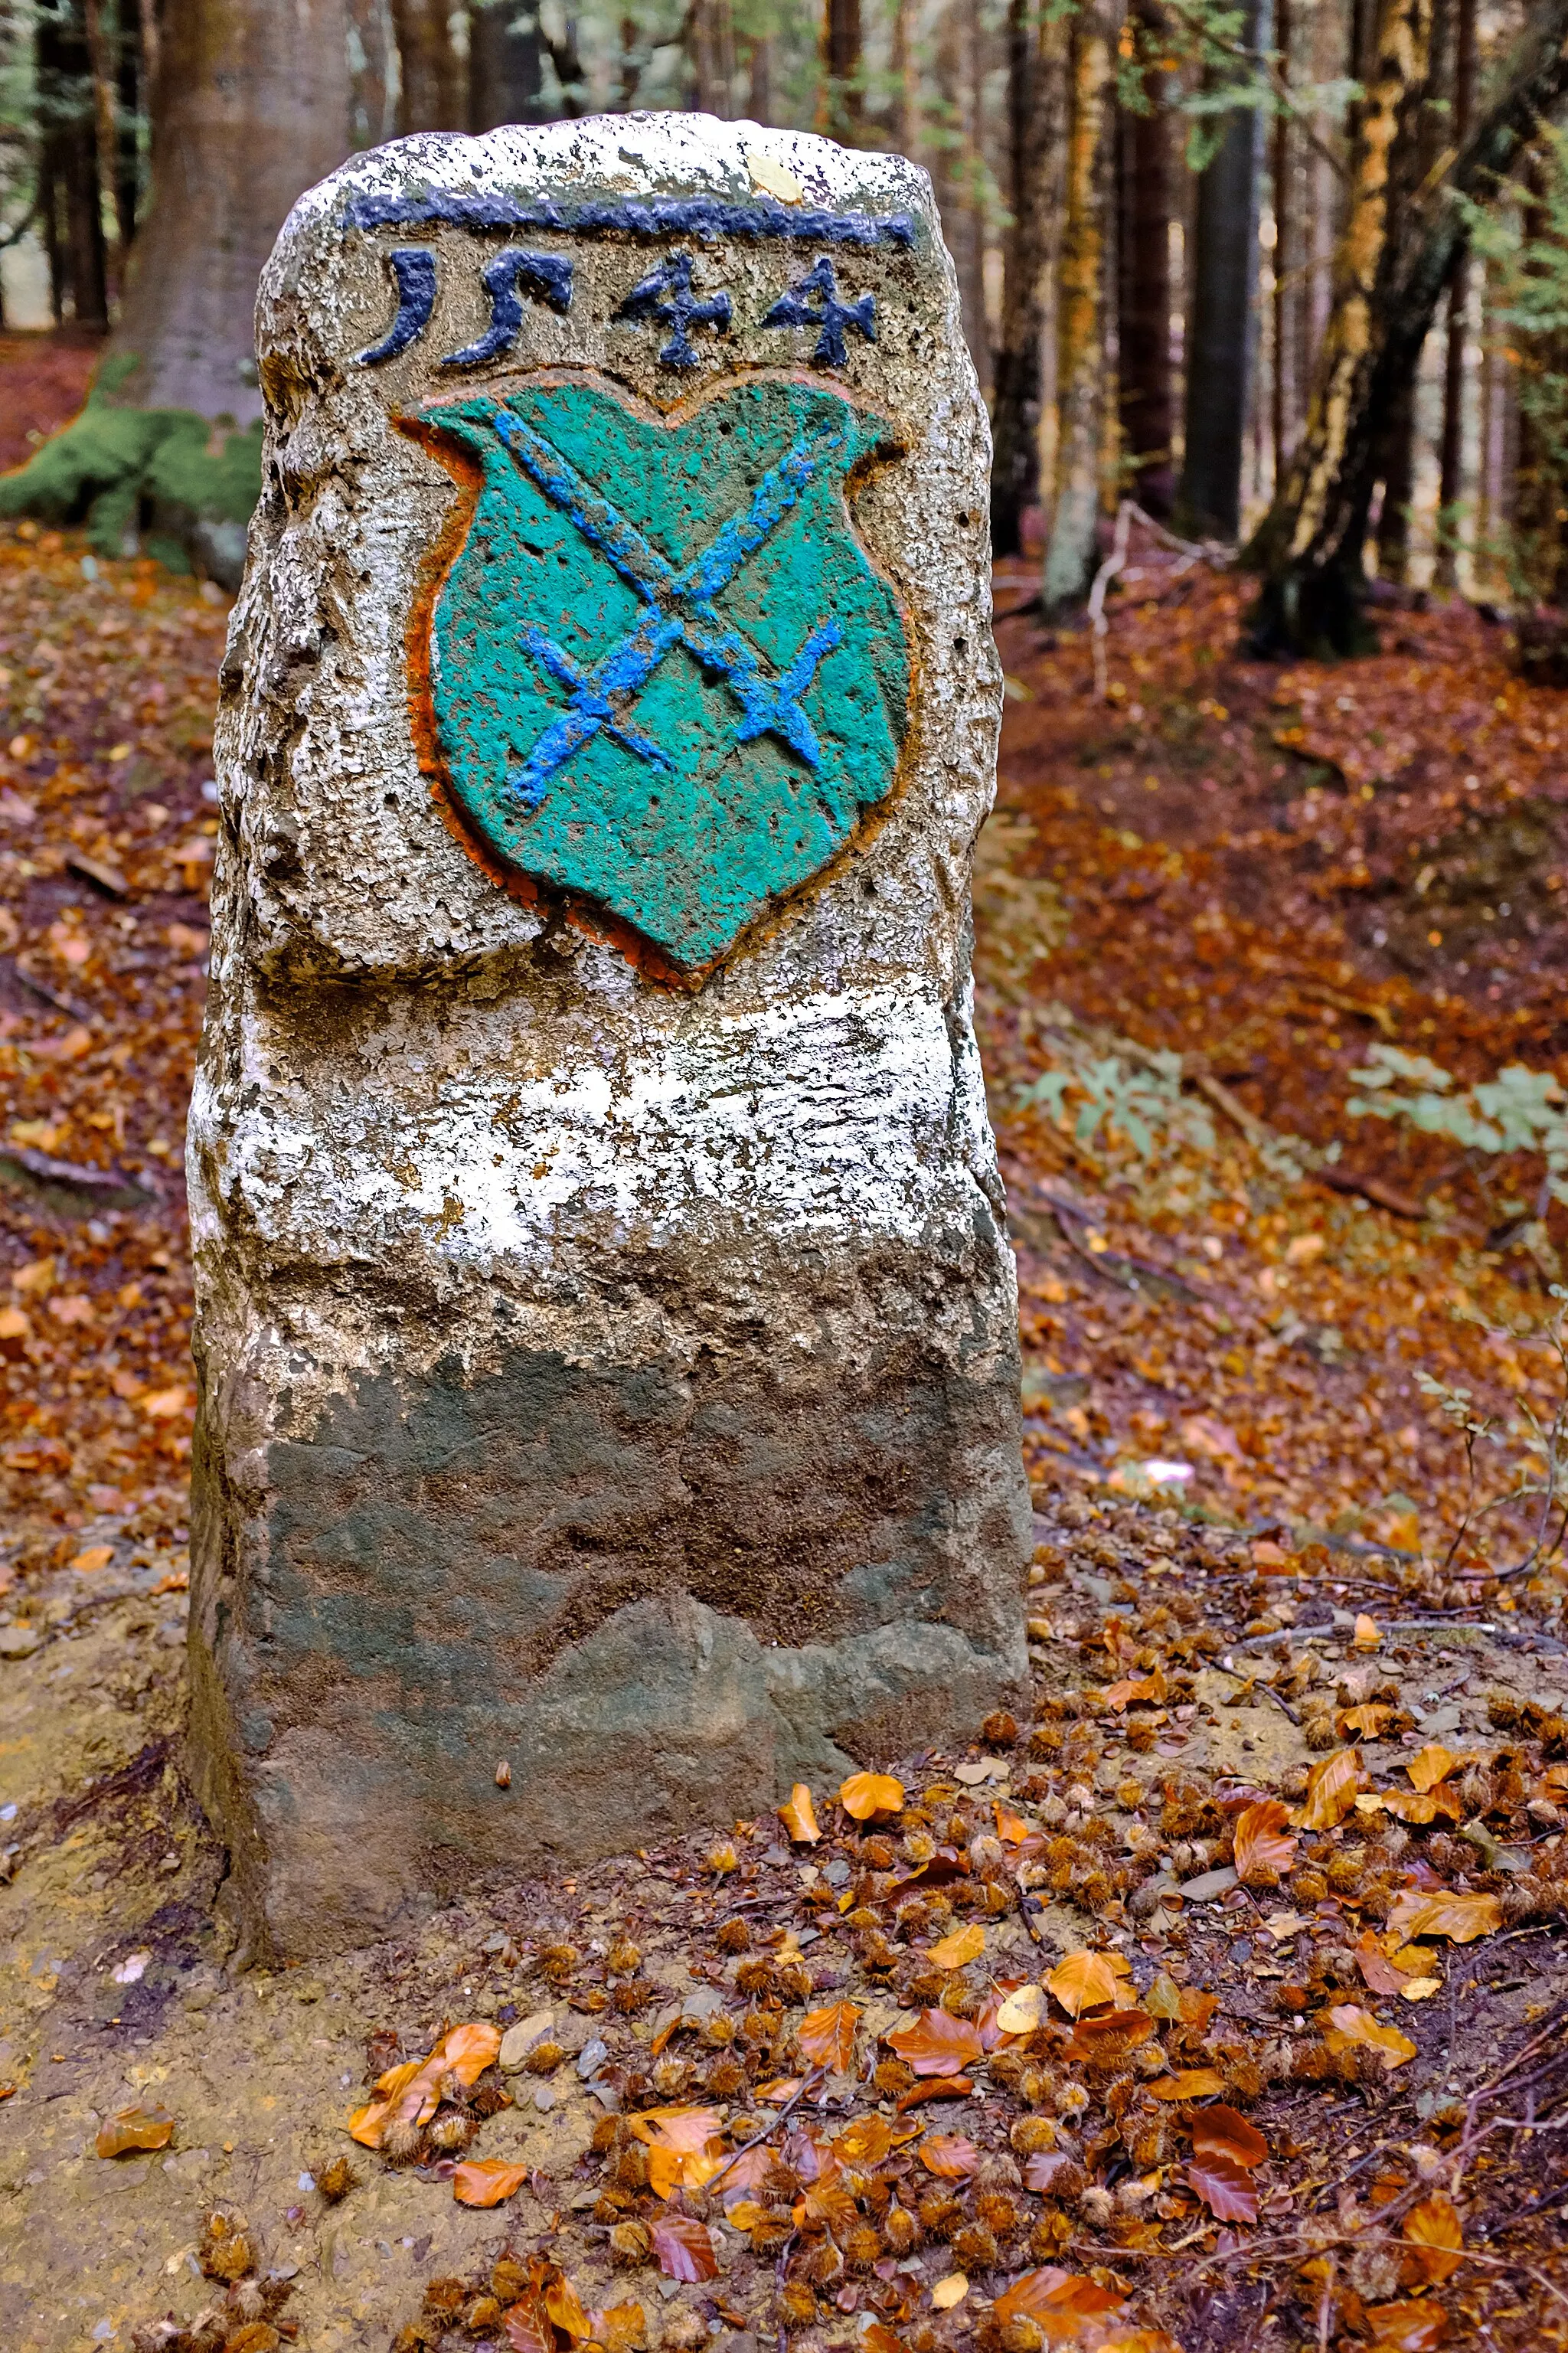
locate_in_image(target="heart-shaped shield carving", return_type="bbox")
[414,376,911,970]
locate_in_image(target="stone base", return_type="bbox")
[189,1289,1028,1957]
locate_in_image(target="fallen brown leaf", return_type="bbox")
[887,2008,985,2074]
[1320,2004,1416,2070]
[1147,2068,1229,2101]
[918,2132,979,2178]
[839,1770,904,1820]
[1047,1948,1130,2017]
[779,1783,820,1843]
[797,2000,861,2073]
[649,2215,718,2283]
[1386,1888,1501,1944]
[95,2104,175,2158]
[1403,2190,1464,2285]
[1185,2149,1259,2224]
[927,1920,985,1970]
[1295,1747,1361,1829]
[453,2159,529,2208]
[1233,1797,1298,1884]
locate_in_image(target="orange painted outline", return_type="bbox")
[397,364,923,992]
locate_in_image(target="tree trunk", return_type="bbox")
[1042,0,1116,615]
[40,147,65,325]
[746,33,772,122]
[469,0,544,129]
[1375,374,1416,581]
[115,0,142,250]
[392,0,462,130]
[38,0,109,330]
[81,0,123,276]
[965,0,990,397]
[1377,0,1451,582]
[1176,0,1272,540]
[1117,0,1173,518]
[104,0,352,418]
[821,0,862,133]
[890,0,917,152]
[1270,0,1289,489]
[1432,0,1475,590]
[1246,0,1568,652]
[991,0,1058,551]
[932,2,987,374]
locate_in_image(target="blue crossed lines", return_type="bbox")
[490,407,845,812]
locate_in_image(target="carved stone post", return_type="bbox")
[190,116,1028,1957]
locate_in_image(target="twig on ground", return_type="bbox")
[707,2070,828,2189]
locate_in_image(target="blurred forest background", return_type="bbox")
[6,0,1568,642]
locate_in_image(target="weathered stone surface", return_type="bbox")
[189,113,1029,1958]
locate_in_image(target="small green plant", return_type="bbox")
[1020,1044,1217,1168]
[1348,1044,1568,1204]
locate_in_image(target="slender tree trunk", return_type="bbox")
[1117,0,1173,517]
[1176,0,1272,540]
[1376,377,1416,580]
[136,0,158,106]
[392,0,462,129]
[1377,0,1451,582]
[81,0,122,279]
[40,149,65,325]
[105,0,352,418]
[965,0,989,395]
[1271,0,1289,488]
[821,0,862,133]
[991,0,1058,550]
[469,0,544,128]
[688,0,734,113]
[746,33,771,121]
[38,0,109,329]
[1246,0,1568,651]
[1245,0,1435,641]
[1042,0,1116,615]
[1433,0,1475,589]
[933,2,986,371]
[890,0,917,151]
[115,0,142,250]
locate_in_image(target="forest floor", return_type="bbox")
[0,416,1565,2353]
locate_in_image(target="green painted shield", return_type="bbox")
[420,377,910,969]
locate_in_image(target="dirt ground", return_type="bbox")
[0,439,1564,2351]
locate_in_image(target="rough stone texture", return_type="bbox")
[189,112,1029,1959]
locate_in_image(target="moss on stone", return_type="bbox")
[0,355,260,587]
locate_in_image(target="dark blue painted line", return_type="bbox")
[617,250,731,368]
[440,248,574,368]
[763,257,876,368]
[343,189,917,249]
[354,247,438,364]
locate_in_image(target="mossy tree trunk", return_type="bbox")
[1246,0,1568,654]
[103,0,353,421]
[1041,0,1117,616]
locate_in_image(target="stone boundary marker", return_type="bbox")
[188,113,1028,1959]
